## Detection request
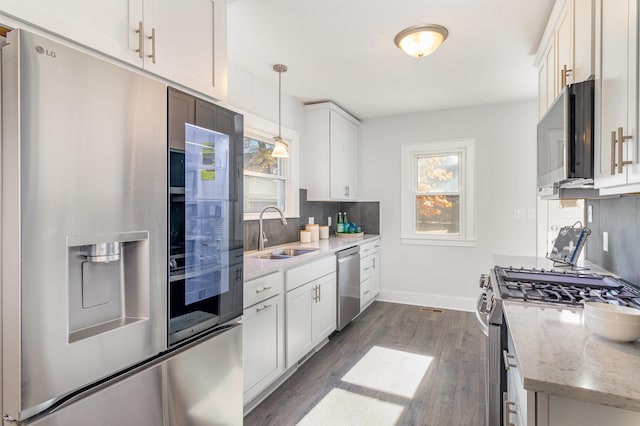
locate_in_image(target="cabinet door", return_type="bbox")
[539,62,548,119]
[242,294,284,401]
[556,0,574,92]
[329,111,358,200]
[595,0,636,188]
[0,0,139,64]
[144,0,227,101]
[312,273,337,342]
[370,252,380,297]
[285,282,313,368]
[574,0,594,82]
[545,42,556,109]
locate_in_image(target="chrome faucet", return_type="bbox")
[258,205,288,251]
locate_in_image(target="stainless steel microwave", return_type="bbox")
[537,79,594,188]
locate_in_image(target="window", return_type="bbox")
[241,112,299,220]
[401,139,476,246]
[243,135,287,213]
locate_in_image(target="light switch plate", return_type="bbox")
[308,217,314,224]
[603,231,608,252]
[587,205,593,223]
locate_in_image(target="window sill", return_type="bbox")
[244,211,299,221]
[401,236,477,247]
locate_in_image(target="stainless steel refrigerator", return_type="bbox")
[1,29,243,425]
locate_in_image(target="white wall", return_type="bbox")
[227,61,308,189]
[359,101,538,311]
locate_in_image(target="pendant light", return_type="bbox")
[272,64,289,158]
[394,24,448,58]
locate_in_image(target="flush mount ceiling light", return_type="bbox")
[272,63,289,158]
[394,24,449,58]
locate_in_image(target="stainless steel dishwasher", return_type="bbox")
[336,245,361,330]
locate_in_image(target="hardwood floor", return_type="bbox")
[244,301,486,426]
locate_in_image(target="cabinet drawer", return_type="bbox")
[360,256,372,281]
[359,242,374,257]
[285,256,335,292]
[244,271,283,308]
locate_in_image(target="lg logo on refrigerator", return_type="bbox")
[35,45,56,58]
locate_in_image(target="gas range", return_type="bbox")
[492,266,640,309]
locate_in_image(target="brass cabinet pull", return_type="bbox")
[135,21,144,58]
[561,64,573,88]
[611,130,617,175]
[148,28,157,64]
[617,127,633,174]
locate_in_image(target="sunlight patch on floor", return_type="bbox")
[341,346,433,399]
[296,388,404,426]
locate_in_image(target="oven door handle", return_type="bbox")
[475,292,489,336]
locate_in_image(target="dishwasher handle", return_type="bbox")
[336,245,360,259]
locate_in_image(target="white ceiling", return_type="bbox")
[227,0,555,121]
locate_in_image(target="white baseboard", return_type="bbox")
[376,289,475,313]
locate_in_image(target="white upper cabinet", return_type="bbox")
[142,0,227,101]
[594,0,640,192]
[536,0,594,117]
[0,0,227,101]
[304,102,360,201]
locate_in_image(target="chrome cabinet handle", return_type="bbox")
[502,392,517,426]
[255,285,272,294]
[318,284,321,302]
[503,350,517,370]
[135,21,144,58]
[617,127,632,174]
[312,285,318,302]
[148,28,157,63]
[372,258,376,268]
[256,303,272,313]
[344,185,350,197]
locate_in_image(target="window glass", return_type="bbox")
[400,139,475,246]
[243,136,287,214]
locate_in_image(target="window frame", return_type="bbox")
[241,112,299,220]
[401,139,476,247]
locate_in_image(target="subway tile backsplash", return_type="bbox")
[243,189,380,251]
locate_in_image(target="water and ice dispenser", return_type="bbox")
[67,232,150,343]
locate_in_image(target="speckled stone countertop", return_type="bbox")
[493,255,640,412]
[244,234,380,281]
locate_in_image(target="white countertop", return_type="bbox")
[493,255,640,412]
[244,234,381,281]
[503,302,640,411]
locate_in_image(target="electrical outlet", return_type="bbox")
[513,209,521,219]
[308,217,314,224]
[527,208,536,220]
[603,231,608,252]
[587,205,593,223]
[328,216,332,226]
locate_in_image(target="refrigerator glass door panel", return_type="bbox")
[1,29,167,421]
[168,89,243,346]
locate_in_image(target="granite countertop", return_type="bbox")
[503,302,640,411]
[244,234,380,281]
[493,255,640,412]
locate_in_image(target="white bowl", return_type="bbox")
[584,302,640,323]
[584,311,640,342]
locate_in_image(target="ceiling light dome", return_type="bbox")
[394,24,448,58]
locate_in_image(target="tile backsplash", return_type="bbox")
[586,195,640,284]
[243,189,380,251]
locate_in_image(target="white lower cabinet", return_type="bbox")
[285,256,337,368]
[507,328,640,426]
[359,240,380,312]
[242,272,285,405]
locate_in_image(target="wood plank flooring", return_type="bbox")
[244,301,486,426]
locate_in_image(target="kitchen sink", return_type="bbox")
[258,247,319,260]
